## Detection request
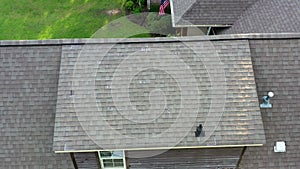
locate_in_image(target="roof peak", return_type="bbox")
[1,33,300,46]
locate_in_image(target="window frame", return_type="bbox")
[98,150,126,169]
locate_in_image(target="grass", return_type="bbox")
[0,0,151,40]
[93,16,151,38]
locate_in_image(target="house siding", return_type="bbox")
[74,152,101,169]
[127,148,243,169]
[71,148,244,169]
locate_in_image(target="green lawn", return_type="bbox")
[93,16,151,38]
[0,0,150,40]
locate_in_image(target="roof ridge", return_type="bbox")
[230,0,261,27]
[170,0,197,25]
[1,33,300,46]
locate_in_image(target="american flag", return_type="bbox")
[159,0,170,16]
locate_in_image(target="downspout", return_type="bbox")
[207,27,212,35]
[147,0,151,10]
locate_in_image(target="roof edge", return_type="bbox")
[54,144,264,154]
[170,0,176,27]
[173,24,232,28]
[1,33,300,46]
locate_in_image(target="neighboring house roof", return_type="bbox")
[170,0,258,27]
[221,0,300,34]
[53,38,265,152]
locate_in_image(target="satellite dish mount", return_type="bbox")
[260,91,275,108]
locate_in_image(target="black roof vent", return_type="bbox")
[195,124,205,137]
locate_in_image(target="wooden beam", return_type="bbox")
[70,153,79,169]
[237,146,247,168]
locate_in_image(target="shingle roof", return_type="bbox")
[221,0,300,34]
[239,38,300,169]
[170,0,196,26]
[53,38,265,152]
[1,33,300,168]
[0,46,73,168]
[171,0,258,27]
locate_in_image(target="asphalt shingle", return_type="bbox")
[221,0,300,34]
[239,39,300,169]
[0,46,73,168]
[1,33,299,168]
[171,0,258,26]
[53,39,265,151]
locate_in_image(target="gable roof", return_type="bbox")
[1,33,300,168]
[220,0,300,34]
[171,0,259,27]
[53,37,265,152]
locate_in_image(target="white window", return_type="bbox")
[98,150,126,169]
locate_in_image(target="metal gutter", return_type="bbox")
[54,144,264,154]
[173,24,232,28]
[1,33,300,46]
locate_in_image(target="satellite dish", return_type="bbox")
[260,91,275,108]
[268,91,275,98]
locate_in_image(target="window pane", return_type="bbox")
[113,159,124,167]
[103,159,113,167]
[100,151,125,168]
[112,151,123,158]
[100,151,112,157]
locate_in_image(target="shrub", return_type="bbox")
[132,6,143,13]
[136,0,145,7]
[125,0,146,13]
[125,1,135,11]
